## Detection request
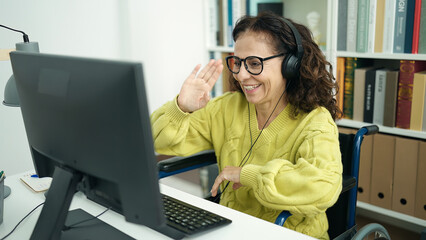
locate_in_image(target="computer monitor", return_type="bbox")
[10,51,185,239]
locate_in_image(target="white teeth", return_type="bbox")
[244,84,261,90]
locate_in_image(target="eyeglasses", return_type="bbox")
[225,53,284,75]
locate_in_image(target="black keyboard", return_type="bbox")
[162,194,232,235]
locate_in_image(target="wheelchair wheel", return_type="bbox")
[352,223,391,240]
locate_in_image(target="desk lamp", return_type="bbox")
[1,24,40,107]
[1,24,39,199]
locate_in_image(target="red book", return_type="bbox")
[395,60,426,129]
[412,0,422,53]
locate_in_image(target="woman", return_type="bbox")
[151,12,343,239]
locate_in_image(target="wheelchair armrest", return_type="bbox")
[158,150,216,178]
[342,175,356,193]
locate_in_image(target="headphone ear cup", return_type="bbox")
[281,54,300,80]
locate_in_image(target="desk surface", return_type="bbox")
[0,172,316,240]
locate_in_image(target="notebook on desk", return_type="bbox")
[10,51,231,240]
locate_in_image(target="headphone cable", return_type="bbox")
[213,81,290,202]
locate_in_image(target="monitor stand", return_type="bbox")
[30,166,134,240]
[61,208,134,240]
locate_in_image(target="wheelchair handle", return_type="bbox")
[362,125,379,135]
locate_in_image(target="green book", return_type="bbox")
[356,0,369,53]
[344,57,373,119]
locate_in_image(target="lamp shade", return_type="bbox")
[3,42,39,107]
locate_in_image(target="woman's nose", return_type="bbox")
[236,64,251,82]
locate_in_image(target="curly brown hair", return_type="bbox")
[229,12,342,120]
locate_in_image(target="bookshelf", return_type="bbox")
[333,0,426,233]
[204,0,426,233]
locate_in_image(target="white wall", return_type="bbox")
[0,0,207,175]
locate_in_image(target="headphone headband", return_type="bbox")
[281,18,304,63]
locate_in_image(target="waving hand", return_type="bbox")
[177,59,223,113]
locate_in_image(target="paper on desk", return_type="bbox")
[20,173,52,192]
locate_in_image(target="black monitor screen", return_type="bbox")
[10,51,182,239]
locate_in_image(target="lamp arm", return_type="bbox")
[0,24,29,42]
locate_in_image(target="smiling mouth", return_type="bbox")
[243,84,261,91]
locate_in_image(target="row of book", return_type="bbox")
[339,127,426,220]
[337,0,426,54]
[208,0,284,48]
[338,57,426,131]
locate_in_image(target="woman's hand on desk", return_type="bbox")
[177,59,223,113]
[210,166,242,197]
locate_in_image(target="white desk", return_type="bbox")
[0,172,317,240]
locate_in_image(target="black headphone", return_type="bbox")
[280,18,304,81]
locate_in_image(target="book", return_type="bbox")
[419,0,426,53]
[412,0,423,53]
[393,0,416,53]
[336,57,346,113]
[356,0,369,52]
[395,60,426,129]
[257,2,283,16]
[207,0,220,47]
[353,67,374,122]
[221,52,233,92]
[373,69,388,125]
[337,0,349,51]
[373,0,386,53]
[344,58,372,119]
[247,0,282,16]
[383,0,397,53]
[409,71,426,131]
[227,0,234,47]
[383,70,400,127]
[364,68,378,123]
[347,0,359,52]
[403,0,416,53]
[20,173,52,192]
[367,0,377,52]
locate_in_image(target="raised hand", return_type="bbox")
[177,59,223,113]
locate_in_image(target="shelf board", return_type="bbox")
[207,46,234,53]
[336,51,426,61]
[357,201,426,233]
[336,119,426,139]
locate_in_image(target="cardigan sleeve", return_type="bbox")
[150,96,214,156]
[240,125,343,217]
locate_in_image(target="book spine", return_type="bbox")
[347,0,359,52]
[353,68,370,122]
[383,70,399,127]
[404,0,416,53]
[409,71,426,130]
[383,0,397,53]
[373,69,387,124]
[208,0,219,47]
[419,0,426,53]
[337,57,346,113]
[356,0,369,52]
[393,0,408,53]
[338,0,349,51]
[227,0,233,47]
[374,0,386,52]
[344,57,356,118]
[395,60,426,129]
[412,0,422,53]
[364,68,377,123]
[367,0,377,52]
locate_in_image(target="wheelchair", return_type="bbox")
[158,125,391,240]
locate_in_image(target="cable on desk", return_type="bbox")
[0,202,45,240]
[62,207,111,231]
